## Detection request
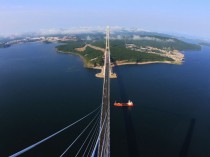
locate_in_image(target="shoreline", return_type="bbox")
[114,60,182,66]
[56,48,103,69]
[56,48,182,70]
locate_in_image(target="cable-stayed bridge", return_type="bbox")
[10,26,113,157]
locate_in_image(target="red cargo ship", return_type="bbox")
[114,100,134,107]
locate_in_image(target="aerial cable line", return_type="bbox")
[87,126,100,157]
[82,118,100,157]
[91,111,108,157]
[75,116,100,157]
[59,110,100,157]
[10,105,101,157]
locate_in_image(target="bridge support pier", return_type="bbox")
[95,66,117,78]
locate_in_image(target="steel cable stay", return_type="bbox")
[9,105,101,157]
[75,115,100,157]
[83,118,100,157]
[87,125,100,157]
[91,110,108,157]
[59,110,100,157]
[82,117,100,157]
[10,27,111,157]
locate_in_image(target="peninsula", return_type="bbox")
[1,32,200,69]
[56,34,201,69]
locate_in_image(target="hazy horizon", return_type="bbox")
[0,0,210,40]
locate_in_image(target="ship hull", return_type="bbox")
[114,103,134,107]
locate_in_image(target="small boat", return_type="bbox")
[114,100,134,107]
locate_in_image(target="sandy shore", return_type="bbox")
[114,60,182,66]
[83,60,182,69]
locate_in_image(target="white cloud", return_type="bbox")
[0,26,148,37]
[132,35,175,42]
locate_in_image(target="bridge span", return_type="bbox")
[10,27,113,157]
[97,26,111,157]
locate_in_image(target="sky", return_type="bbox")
[0,0,210,40]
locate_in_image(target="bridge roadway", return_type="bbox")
[97,48,110,157]
[9,27,111,157]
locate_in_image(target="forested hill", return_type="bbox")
[91,35,201,51]
[56,34,201,68]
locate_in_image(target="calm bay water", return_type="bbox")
[0,42,210,157]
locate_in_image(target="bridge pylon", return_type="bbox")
[95,26,117,79]
[97,26,112,157]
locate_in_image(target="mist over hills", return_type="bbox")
[0,26,209,43]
